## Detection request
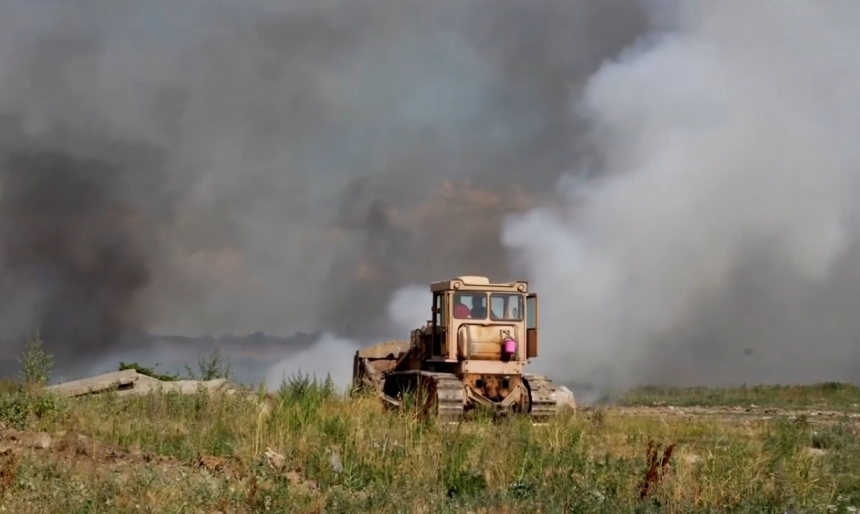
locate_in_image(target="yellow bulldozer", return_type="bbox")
[352,276,564,422]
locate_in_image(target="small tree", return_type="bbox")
[18,330,54,388]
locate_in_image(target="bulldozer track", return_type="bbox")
[381,370,560,424]
[383,370,465,422]
[523,373,559,422]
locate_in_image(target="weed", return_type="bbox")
[117,362,178,382]
[183,346,232,381]
[18,331,53,389]
[812,422,858,451]
[0,390,68,430]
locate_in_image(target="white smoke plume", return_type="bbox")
[503,1,860,390]
[264,333,359,392]
[387,285,429,335]
[265,285,428,392]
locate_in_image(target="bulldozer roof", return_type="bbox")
[430,276,528,293]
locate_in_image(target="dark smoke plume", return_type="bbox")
[0,123,170,364]
[0,0,651,382]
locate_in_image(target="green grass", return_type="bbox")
[0,378,859,513]
[605,382,860,411]
[2,339,859,512]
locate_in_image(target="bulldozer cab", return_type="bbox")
[425,276,539,362]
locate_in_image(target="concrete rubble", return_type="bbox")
[45,369,578,417]
[46,368,247,398]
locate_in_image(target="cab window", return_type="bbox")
[452,292,487,319]
[434,293,446,327]
[490,293,524,321]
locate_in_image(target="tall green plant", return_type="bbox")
[18,330,53,388]
[184,346,233,380]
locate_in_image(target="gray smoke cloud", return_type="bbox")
[502,0,860,391]
[0,0,650,380]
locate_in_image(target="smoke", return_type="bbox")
[0,0,650,379]
[0,125,171,364]
[503,1,860,389]
[9,0,856,393]
[7,0,852,393]
[387,285,429,336]
[265,333,357,392]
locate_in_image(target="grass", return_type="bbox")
[0,336,858,513]
[606,382,860,411]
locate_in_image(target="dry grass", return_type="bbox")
[0,374,858,513]
[609,382,860,411]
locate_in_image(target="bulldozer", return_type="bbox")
[352,276,563,422]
